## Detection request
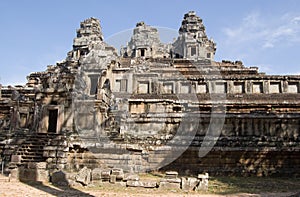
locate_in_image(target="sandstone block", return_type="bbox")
[181,177,199,191]
[101,169,111,181]
[51,170,69,186]
[126,180,143,187]
[110,174,116,183]
[124,173,139,181]
[75,166,91,186]
[91,168,102,181]
[159,181,180,189]
[142,180,157,188]
[111,168,124,180]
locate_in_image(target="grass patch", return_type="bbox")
[208,176,300,194]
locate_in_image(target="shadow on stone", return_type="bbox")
[20,169,94,197]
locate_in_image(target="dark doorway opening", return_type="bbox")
[141,49,145,57]
[48,109,58,133]
[89,75,99,95]
[191,47,196,56]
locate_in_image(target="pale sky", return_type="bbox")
[1,0,300,85]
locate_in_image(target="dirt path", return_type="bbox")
[0,179,299,197]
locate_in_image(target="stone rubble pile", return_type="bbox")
[50,168,209,191]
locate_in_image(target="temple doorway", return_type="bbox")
[48,109,58,133]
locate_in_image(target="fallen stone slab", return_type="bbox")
[75,167,91,186]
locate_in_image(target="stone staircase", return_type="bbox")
[15,133,59,163]
[0,133,67,172]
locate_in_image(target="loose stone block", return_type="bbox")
[159,181,181,189]
[196,173,209,191]
[75,167,91,186]
[110,174,116,183]
[124,173,139,181]
[111,168,124,180]
[91,168,102,181]
[181,177,199,191]
[165,171,178,179]
[101,169,111,181]
[51,170,69,186]
[160,178,181,183]
[142,180,157,188]
[126,180,143,187]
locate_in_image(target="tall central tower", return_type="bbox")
[173,11,216,60]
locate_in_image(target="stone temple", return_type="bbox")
[0,11,300,183]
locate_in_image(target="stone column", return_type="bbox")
[264,80,269,94]
[282,80,288,93]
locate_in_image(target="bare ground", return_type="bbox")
[0,179,299,197]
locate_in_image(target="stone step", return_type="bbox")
[22,157,45,161]
[2,133,65,165]
[19,144,45,148]
[22,147,44,152]
[0,174,10,182]
[17,152,44,156]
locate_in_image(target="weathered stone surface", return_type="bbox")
[195,173,209,191]
[75,167,91,186]
[165,171,178,179]
[91,168,102,181]
[101,169,111,181]
[198,173,209,179]
[159,181,180,189]
[17,165,49,182]
[1,10,300,179]
[124,173,139,181]
[10,155,21,164]
[160,178,181,183]
[110,174,116,183]
[51,170,69,186]
[125,180,157,188]
[111,168,124,180]
[121,21,170,59]
[126,180,143,187]
[181,177,199,191]
[141,180,157,188]
[9,168,19,180]
[195,180,208,191]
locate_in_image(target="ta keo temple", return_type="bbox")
[0,11,299,186]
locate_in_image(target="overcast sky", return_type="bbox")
[1,0,300,85]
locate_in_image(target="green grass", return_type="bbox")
[208,176,300,194]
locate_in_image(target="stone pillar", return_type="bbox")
[264,80,269,94]
[282,80,288,93]
[245,81,251,93]
[228,81,234,94]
